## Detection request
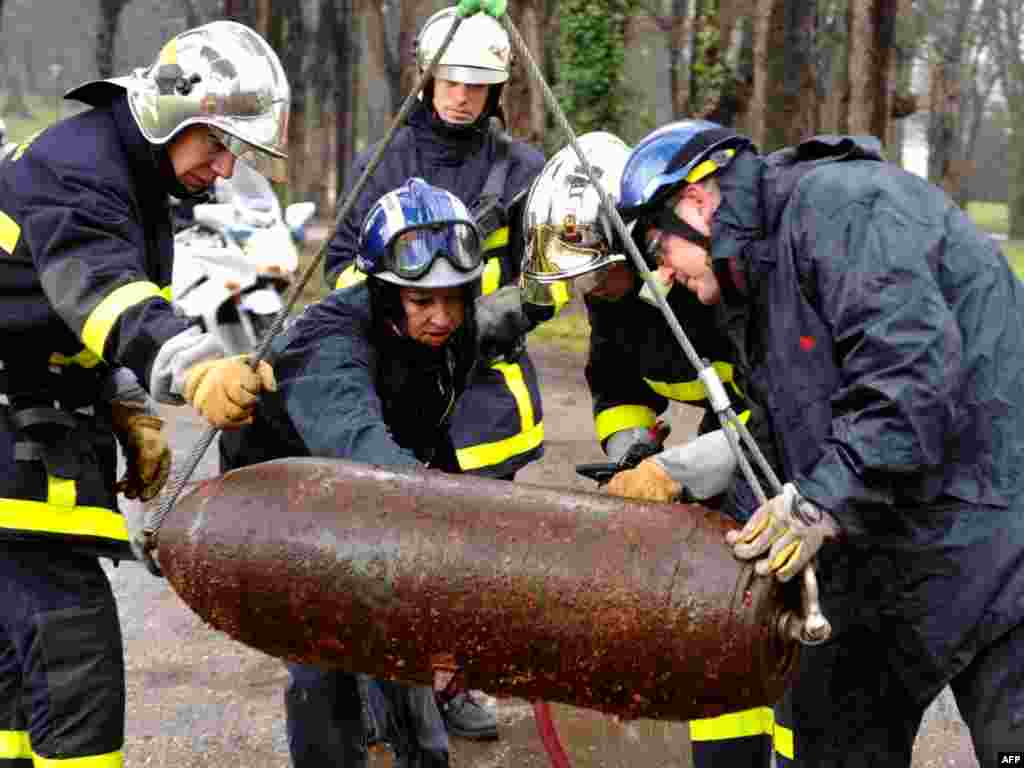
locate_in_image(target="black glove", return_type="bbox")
[475,286,535,363]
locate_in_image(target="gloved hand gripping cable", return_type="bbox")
[139,16,469,579]
[497,12,831,646]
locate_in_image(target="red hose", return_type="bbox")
[532,700,572,768]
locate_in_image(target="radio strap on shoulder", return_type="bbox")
[472,121,512,241]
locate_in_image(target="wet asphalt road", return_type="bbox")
[107,340,980,767]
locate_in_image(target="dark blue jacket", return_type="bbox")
[715,135,1024,701]
[220,282,477,474]
[0,93,192,559]
[324,101,546,478]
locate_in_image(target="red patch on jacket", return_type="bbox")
[799,336,816,351]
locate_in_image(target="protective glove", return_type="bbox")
[726,482,840,582]
[606,457,680,503]
[183,355,276,429]
[456,0,507,17]
[111,400,172,502]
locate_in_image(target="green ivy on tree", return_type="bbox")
[555,0,635,138]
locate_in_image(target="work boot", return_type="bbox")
[437,689,499,741]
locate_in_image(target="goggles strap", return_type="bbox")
[653,207,711,252]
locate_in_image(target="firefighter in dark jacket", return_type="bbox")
[323,4,545,740]
[523,131,789,767]
[0,21,285,767]
[220,178,488,768]
[619,119,1024,766]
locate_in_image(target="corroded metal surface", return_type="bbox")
[159,457,799,722]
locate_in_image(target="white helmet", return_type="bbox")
[0,118,6,145]
[66,21,289,182]
[415,7,512,85]
[522,132,632,304]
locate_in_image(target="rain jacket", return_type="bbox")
[0,93,192,560]
[713,134,1024,702]
[324,101,546,477]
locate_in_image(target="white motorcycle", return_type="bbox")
[171,160,316,355]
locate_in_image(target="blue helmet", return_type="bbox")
[618,120,751,221]
[358,178,484,288]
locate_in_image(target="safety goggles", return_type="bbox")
[384,221,481,280]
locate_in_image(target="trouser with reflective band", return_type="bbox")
[0,544,125,767]
[690,703,793,767]
[449,351,544,478]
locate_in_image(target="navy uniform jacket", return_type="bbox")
[0,93,192,559]
[715,135,1024,701]
[325,101,546,478]
[219,282,476,475]
[585,283,754,448]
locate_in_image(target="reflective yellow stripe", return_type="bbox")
[49,348,102,369]
[32,748,124,767]
[0,729,31,760]
[159,284,174,301]
[494,361,533,429]
[158,38,178,65]
[644,361,735,403]
[482,226,508,252]
[594,405,657,443]
[480,257,501,296]
[335,264,367,290]
[687,148,736,184]
[774,722,795,760]
[549,280,570,313]
[455,360,541,470]
[0,499,129,542]
[0,210,20,254]
[47,477,77,508]
[689,706,794,760]
[457,422,544,471]
[80,281,162,360]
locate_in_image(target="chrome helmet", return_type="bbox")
[522,132,632,304]
[415,6,512,85]
[66,21,289,182]
[358,178,484,289]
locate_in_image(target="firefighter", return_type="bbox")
[323,2,548,742]
[219,178,491,768]
[619,118,1024,765]
[523,130,791,766]
[0,21,285,767]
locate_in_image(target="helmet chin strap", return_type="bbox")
[651,206,711,253]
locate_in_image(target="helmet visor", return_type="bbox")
[211,125,288,183]
[387,222,481,280]
[525,224,624,283]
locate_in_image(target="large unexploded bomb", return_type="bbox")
[158,457,799,722]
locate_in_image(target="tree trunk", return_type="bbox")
[96,0,129,78]
[1010,106,1024,240]
[745,0,773,145]
[179,0,203,27]
[758,0,789,150]
[844,0,872,134]
[669,0,690,118]
[506,0,545,142]
[278,1,307,201]
[926,0,971,198]
[780,0,819,145]
[224,0,258,28]
[327,0,359,202]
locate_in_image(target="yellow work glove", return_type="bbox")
[605,458,680,503]
[183,355,276,429]
[726,482,840,582]
[111,400,171,502]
